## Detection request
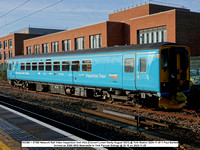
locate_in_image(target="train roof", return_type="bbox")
[8,42,178,60]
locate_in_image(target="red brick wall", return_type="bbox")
[176,11,200,56]
[24,22,125,55]
[109,4,150,22]
[127,10,176,45]
[24,22,108,55]
[0,34,15,64]
[109,4,189,23]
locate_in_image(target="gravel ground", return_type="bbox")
[0,81,200,149]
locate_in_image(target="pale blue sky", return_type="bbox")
[0,0,199,37]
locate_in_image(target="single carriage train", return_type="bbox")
[7,42,190,109]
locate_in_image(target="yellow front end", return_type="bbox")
[159,44,190,109]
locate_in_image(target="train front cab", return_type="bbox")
[159,44,190,109]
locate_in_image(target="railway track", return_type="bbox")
[0,82,199,122]
[0,84,200,149]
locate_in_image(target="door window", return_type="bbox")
[125,58,134,73]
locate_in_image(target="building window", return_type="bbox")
[138,26,166,44]
[51,41,59,52]
[90,34,102,49]
[39,62,44,71]
[62,61,70,71]
[53,61,60,71]
[0,42,2,50]
[34,45,40,54]
[26,62,31,70]
[42,43,49,53]
[26,46,32,55]
[4,52,7,59]
[8,39,12,48]
[4,40,7,49]
[71,60,80,71]
[75,37,84,50]
[62,40,71,51]
[0,52,2,60]
[82,60,92,72]
[125,58,134,73]
[20,63,25,70]
[9,51,13,58]
[140,58,146,73]
[45,62,52,71]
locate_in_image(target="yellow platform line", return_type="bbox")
[0,141,11,150]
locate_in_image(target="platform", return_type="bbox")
[0,104,86,150]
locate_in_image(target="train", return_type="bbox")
[7,42,190,109]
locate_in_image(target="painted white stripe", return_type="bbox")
[0,104,107,150]
[0,104,84,141]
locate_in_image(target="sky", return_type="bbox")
[0,0,199,37]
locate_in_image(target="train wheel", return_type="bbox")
[106,97,114,104]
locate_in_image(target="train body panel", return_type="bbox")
[7,49,160,92]
[7,43,190,109]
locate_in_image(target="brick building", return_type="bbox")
[0,27,63,69]
[0,33,40,69]
[21,3,200,56]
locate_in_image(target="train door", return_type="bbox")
[7,62,15,79]
[122,54,136,90]
[71,60,80,84]
[136,52,160,92]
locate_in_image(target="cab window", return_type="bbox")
[161,48,168,69]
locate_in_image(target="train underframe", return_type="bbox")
[8,79,161,108]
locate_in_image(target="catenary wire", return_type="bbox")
[0,0,63,28]
[0,0,30,18]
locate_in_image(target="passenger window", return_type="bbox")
[140,58,146,73]
[125,58,134,73]
[82,60,92,72]
[71,60,80,71]
[39,62,44,71]
[20,63,25,70]
[9,63,12,70]
[53,61,60,71]
[32,62,37,71]
[62,61,70,71]
[45,62,52,71]
[26,62,31,71]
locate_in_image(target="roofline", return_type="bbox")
[8,43,174,60]
[23,21,117,42]
[129,9,176,21]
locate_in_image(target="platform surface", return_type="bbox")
[0,104,86,150]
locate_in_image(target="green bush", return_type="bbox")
[0,69,7,80]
